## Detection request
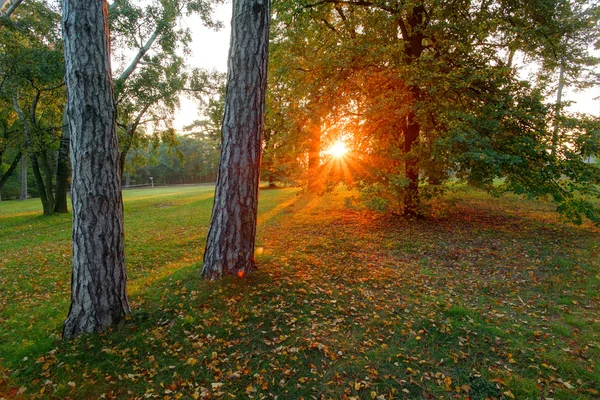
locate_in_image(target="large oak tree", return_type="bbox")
[268,0,600,224]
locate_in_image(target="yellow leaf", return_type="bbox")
[186,358,197,366]
[563,381,574,389]
[503,391,515,399]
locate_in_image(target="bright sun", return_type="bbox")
[328,141,349,158]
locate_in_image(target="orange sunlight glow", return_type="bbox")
[327,141,349,159]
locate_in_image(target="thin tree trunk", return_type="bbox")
[54,106,70,213]
[306,115,321,192]
[551,55,565,156]
[403,108,419,217]
[39,150,55,212]
[202,0,270,280]
[62,0,129,339]
[13,94,30,201]
[0,152,21,190]
[19,152,27,200]
[30,153,53,215]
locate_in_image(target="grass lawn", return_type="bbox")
[0,184,599,399]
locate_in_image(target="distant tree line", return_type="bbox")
[124,134,221,187]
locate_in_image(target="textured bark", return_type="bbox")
[54,106,71,213]
[202,0,270,280]
[62,0,129,339]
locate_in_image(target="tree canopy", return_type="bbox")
[266,0,600,224]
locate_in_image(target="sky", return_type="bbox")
[173,3,232,130]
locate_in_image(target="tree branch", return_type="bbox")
[304,0,396,14]
[116,28,160,84]
[0,151,21,189]
[1,0,25,19]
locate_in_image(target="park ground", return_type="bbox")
[0,184,599,399]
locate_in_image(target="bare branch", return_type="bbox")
[116,28,160,84]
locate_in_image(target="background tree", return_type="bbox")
[266,5,355,191]
[109,0,224,178]
[1,0,223,212]
[202,0,270,279]
[266,0,600,224]
[62,0,129,339]
[124,134,220,185]
[0,0,65,213]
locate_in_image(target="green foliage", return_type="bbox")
[125,134,220,186]
[110,0,224,167]
[266,0,600,224]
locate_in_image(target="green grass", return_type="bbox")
[1,184,599,399]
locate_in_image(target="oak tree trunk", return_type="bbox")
[403,108,419,217]
[202,0,270,280]
[62,0,129,339]
[398,6,424,217]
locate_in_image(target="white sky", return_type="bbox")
[564,86,599,116]
[173,3,232,130]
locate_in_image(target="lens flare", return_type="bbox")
[327,141,349,159]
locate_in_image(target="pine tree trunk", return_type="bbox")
[62,0,129,339]
[202,0,270,280]
[54,106,71,213]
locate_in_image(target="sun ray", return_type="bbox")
[327,140,349,159]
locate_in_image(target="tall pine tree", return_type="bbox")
[202,0,271,279]
[62,0,129,339]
